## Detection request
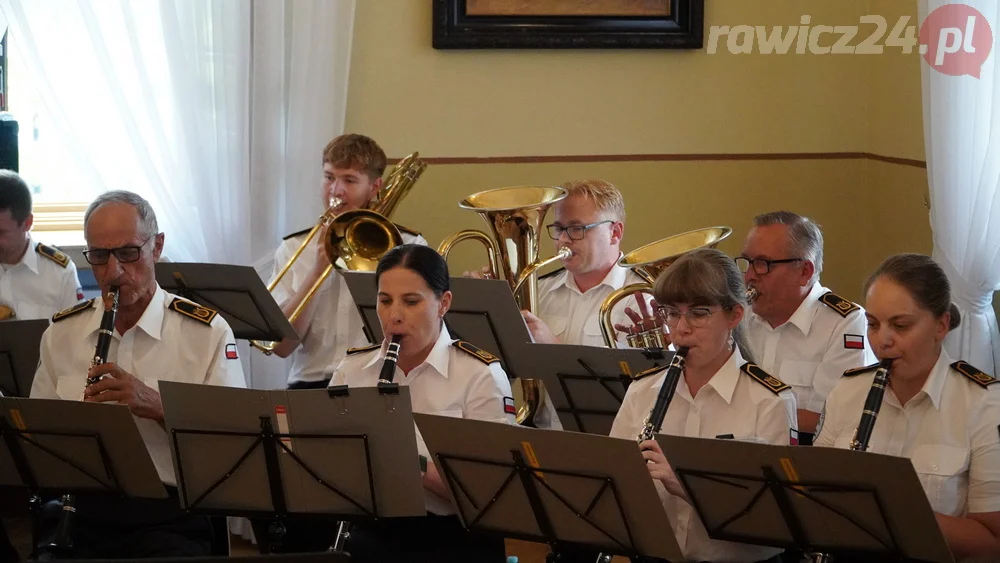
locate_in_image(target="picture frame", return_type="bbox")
[432,0,705,50]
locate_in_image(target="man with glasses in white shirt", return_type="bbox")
[30,190,245,559]
[521,179,650,349]
[737,211,875,445]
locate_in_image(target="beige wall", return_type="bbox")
[344,0,931,303]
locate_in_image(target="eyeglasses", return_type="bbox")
[656,306,729,328]
[83,236,154,265]
[735,256,804,275]
[546,220,613,241]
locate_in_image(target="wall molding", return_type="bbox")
[393,152,927,169]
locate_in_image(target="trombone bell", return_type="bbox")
[325,210,404,272]
[600,226,733,348]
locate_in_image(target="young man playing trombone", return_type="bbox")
[268,134,427,390]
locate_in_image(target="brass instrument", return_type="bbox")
[437,186,571,426]
[746,285,759,303]
[599,227,733,349]
[0,301,14,321]
[45,286,119,558]
[250,153,426,354]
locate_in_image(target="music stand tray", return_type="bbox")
[342,273,531,375]
[657,435,954,563]
[0,397,166,499]
[0,319,48,397]
[160,381,425,520]
[509,343,670,435]
[155,262,297,343]
[415,413,683,561]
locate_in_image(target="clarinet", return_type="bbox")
[808,358,892,563]
[595,347,689,563]
[43,286,119,559]
[329,334,403,556]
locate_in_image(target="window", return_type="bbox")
[4,30,94,246]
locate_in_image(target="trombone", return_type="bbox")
[250,153,427,354]
[598,227,733,349]
[438,186,571,426]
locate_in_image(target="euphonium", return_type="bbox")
[45,286,119,557]
[596,347,689,563]
[251,153,426,354]
[329,334,404,555]
[438,186,571,427]
[599,227,733,349]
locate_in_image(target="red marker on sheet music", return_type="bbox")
[274,405,292,451]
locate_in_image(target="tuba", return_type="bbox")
[250,153,426,354]
[438,186,571,426]
[599,227,732,349]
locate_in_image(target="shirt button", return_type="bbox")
[931,464,939,471]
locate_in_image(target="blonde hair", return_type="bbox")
[559,179,626,222]
[322,134,387,180]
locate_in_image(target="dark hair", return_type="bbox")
[375,244,450,297]
[0,170,32,225]
[654,248,752,358]
[864,253,961,331]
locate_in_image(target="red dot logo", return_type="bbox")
[920,4,993,78]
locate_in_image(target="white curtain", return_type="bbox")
[921,0,1000,373]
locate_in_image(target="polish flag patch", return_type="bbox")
[226,343,239,360]
[844,334,865,350]
[790,429,800,446]
[503,396,516,415]
[76,288,85,301]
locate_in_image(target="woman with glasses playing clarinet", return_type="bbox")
[327,244,515,563]
[815,255,1000,559]
[594,248,798,563]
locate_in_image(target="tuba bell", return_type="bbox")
[250,152,426,354]
[599,226,732,349]
[438,186,571,427]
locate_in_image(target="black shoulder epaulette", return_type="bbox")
[843,363,880,377]
[632,365,667,381]
[52,299,95,322]
[168,298,218,325]
[740,362,790,394]
[347,343,380,355]
[819,292,860,318]
[282,227,311,241]
[453,341,499,364]
[393,223,422,238]
[950,361,999,388]
[35,242,70,268]
[539,267,566,281]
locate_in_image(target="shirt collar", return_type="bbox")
[86,284,167,341]
[18,235,38,274]
[703,346,745,404]
[363,325,454,379]
[920,349,951,410]
[563,253,628,293]
[782,282,828,335]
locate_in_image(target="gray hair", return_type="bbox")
[84,190,159,239]
[753,211,824,282]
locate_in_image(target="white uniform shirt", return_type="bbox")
[330,326,515,514]
[271,229,427,385]
[815,350,1000,516]
[536,259,645,349]
[744,282,876,414]
[610,347,797,563]
[0,234,82,320]
[30,285,247,485]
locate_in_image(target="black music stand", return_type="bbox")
[154,262,297,343]
[160,381,425,554]
[415,413,683,562]
[656,435,954,563]
[0,397,167,554]
[509,343,669,435]
[341,273,531,374]
[0,319,47,397]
